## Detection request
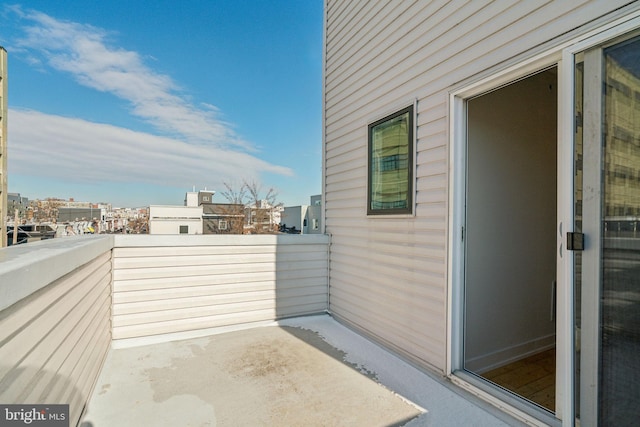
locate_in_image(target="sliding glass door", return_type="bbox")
[576,33,640,427]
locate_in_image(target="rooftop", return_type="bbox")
[81,315,517,427]
[1,235,523,426]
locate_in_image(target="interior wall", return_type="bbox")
[464,69,558,371]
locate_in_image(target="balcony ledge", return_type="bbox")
[0,235,114,311]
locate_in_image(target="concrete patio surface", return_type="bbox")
[80,315,523,426]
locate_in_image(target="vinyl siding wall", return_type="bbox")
[323,0,637,373]
[0,237,113,426]
[111,234,330,345]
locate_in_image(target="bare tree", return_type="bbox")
[221,180,283,234]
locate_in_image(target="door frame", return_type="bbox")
[447,11,640,427]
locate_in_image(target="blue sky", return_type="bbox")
[0,1,323,207]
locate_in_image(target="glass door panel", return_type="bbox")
[599,36,640,426]
[577,34,640,426]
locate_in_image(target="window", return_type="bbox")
[179,225,188,234]
[368,105,413,215]
[218,220,228,230]
[312,218,319,230]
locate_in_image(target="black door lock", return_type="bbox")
[567,232,584,251]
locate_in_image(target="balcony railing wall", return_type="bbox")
[0,236,114,426]
[111,234,330,347]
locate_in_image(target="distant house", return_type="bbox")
[244,200,281,234]
[202,203,245,234]
[323,2,640,426]
[148,205,202,235]
[281,195,322,234]
[149,189,246,235]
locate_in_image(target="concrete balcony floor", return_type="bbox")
[80,315,520,426]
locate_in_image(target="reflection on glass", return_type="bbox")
[573,57,583,422]
[600,36,640,426]
[369,108,412,214]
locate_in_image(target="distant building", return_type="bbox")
[0,47,7,247]
[281,195,322,234]
[187,189,246,235]
[203,203,245,234]
[149,189,225,235]
[57,207,105,223]
[7,193,29,219]
[148,205,203,235]
[244,199,281,234]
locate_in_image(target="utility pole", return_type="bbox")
[12,208,18,245]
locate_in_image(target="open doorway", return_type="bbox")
[463,67,558,412]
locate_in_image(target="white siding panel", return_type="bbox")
[0,250,112,426]
[324,0,637,373]
[111,235,329,342]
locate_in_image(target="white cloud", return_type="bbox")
[13,8,252,150]
[8,109,293,188]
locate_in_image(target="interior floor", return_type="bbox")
[482,348,556,411]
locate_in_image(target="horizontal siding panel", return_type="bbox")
[329,261,446,305]
[113,242,327,258]
[113,245,276,258]
[114,286,327,316]
[326,152,365,175]
[325,1,540,116]
[417,129,447,153]
[112,236,329,342]
[327,0,432,72]
[330,252,446,287]
[325,0,372,52]
[326,1,498,118]
[112,312,260,339]
[114,252,276,269]
[329,283,445,344]
[113,268,327,293]
[324,186,364,204]
[114,277,326,304]
[38,293,110,405]
[113,263,277,281]
[324,165,367,186]
[114,250,328,270]
[330,298,444,369]
[0,252,111,343]
[326,0,494,108]
[112,260,328,281]
[0,249,112,426]
[113,308,284,340]
[113,294,327,328]
[14,283,110,402]
[0,260,111,374]
[329,289,444,366]
[113,271,278,291]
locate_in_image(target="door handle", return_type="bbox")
[567,232,584,251]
